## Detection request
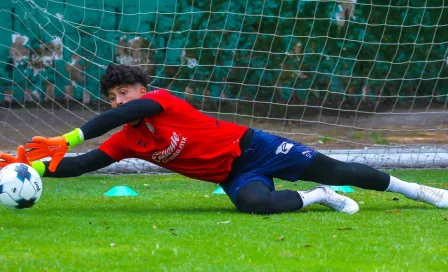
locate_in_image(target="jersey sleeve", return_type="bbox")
[141,89,175,112]
[98,131,131,162]
[80,98,163,140]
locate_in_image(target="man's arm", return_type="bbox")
[26,98,162,171]
[81,98,163,140]
[33,149,116,178]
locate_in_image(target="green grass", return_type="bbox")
[1,170,447,271]
[318,136,336,143]
[349,131,389,145]
[368,132,389,145]
[349,131,365,140]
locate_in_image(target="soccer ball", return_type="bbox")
[0,163,43,209]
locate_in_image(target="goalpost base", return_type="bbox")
[60,147,448,175]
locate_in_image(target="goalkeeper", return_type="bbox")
[1,64,446,214]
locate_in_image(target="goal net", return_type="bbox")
[0,0,447,173]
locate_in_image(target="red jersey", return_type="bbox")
[99,89,248,183]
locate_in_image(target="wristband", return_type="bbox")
[63,128,84,150]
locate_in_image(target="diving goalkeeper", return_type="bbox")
[1,64,447,214]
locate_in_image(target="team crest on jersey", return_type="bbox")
[146,122,155,134]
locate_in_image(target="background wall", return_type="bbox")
[0,0,446,110]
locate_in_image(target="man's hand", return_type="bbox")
[26,136,68,172]
[0,145,31,168]
[25,129,84,172]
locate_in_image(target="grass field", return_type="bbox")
[0,169,447,271]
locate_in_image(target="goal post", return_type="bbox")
[0,0,447,172]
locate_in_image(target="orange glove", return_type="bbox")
[0,145,31,168]
[25,136,68,172]
[25,129,84,172]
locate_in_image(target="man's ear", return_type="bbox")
[139,86,147,95]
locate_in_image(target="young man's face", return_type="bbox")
[108,84,146,108]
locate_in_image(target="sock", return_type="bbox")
[386,175,420,200]
[297,187,326,208]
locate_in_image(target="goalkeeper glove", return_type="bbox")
[26,128,84,172]
[0,145,31,168]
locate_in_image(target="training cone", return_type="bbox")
[212,187,226,195]
[104,186,138,197]
[329,185,355,193]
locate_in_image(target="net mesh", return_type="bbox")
[0,0,447,171]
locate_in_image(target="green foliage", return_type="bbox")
[0,170,447,270]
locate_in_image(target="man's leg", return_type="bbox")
[236,180,359,214]
[301,153,448,208]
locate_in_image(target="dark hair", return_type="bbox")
[100,64,149,97]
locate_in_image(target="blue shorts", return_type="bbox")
[220,129,318,205]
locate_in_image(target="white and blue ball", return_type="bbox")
[0,163,43,209]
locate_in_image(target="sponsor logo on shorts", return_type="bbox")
[276,141,294,155]
[302,150,313,158]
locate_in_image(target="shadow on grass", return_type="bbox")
[354,205,435,212]
[36,206,238,215]
[35,205,438,218]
